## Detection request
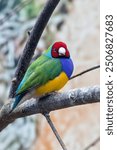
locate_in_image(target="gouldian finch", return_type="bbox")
[11,41,74,111]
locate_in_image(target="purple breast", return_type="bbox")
[60,58,74,78]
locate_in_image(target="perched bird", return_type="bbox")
[11,41,74,111]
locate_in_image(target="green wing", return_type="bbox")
[16,55,62,96]
[23,55,49,77]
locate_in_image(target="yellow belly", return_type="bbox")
[35,72,69,96]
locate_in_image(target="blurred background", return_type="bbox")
[0,0,100,150]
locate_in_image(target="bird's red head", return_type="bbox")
[51,42,70,58]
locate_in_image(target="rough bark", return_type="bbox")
[0,86,100,132]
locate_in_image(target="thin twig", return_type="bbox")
[43,113,67,150]
[9,0,60,98]
[83,136,100,150]
[70,65,100,80]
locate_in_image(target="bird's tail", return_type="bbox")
[10,94,25,113]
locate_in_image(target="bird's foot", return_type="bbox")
[48,91,58,96]
[39,91,58,100]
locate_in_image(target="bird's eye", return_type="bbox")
[53,48,57,52]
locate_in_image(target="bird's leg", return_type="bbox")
[50,91,58,95]
[43,112,67,150]
[39,91,58,100]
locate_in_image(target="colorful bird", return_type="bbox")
[11,41,74,111]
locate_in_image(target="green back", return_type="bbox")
[16,55,62,95]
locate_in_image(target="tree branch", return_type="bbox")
[83,136,100,150]
[70,65,100,80]
[9,0,60,98]
[0,86,100,132]
[44,113,67,150]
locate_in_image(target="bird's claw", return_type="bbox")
[39,91,58,100]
